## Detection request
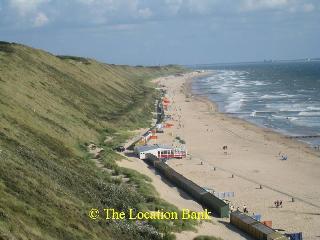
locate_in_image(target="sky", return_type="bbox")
[0,0,319,65]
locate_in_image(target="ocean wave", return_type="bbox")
[243,110,278,116]
[261,95,282,99]
[307,106,320,111]
[193,62,320,145]
[251,81,268,86]
[225,92,246,112]
[266,103,307,112]
[289,118,320,127]
[250,111,256,117]
[225,101,243,112]
[217,86,232,94]
[288,117,299,121]
[271,115,298,121]
[298,111,320,116]
[260,94,295,99]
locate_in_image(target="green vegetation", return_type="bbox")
[175,136,186,144]
[56,55,91,65]
[0,42,193,239]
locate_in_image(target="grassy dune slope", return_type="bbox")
[0,42,191,240]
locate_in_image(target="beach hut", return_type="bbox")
[230,211,287,240]
[163,97,170,103]
[164,123,174,128]
[201,192,230,218]
[262,221,272,228]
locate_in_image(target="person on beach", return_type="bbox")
[243,205,248,213]
[230,205,234,212]
[275,200,282,208]
[223,145,228,154]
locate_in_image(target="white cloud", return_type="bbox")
[3,0,319,30]
[286,2,316,13]
[68,0,158,24]
[241,0,288,11]
[7,0,50,28]
[9,0,48,16]
[73,0,142,23]
[186,0,213,14]
[303,3,315,12]
[138,8,153,18]
[76,0,96,4]
[108,23,137,31]
[165,0,183,15]
[33,12,49,27]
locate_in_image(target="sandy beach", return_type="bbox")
[120,72,320,240]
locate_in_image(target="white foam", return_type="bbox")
[225,101,243,112]
[251,81,268,86]
[289,118,320,127]
[266,103,307,112]
[195,66,320,139]
[307,106,320,111]
[217,85,232,94]
[298,111,320,116]
[225,92,246,112]
[288,117,299,121]
[271,115,284,119]
[234,80,248,87]
[261,94,295,100]
[261,95,282,99]
[271,115,294,120]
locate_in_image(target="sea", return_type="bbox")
[190,61,320,147]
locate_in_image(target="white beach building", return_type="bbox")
[134,144,186,160]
